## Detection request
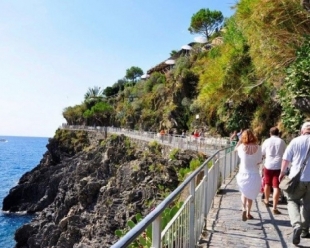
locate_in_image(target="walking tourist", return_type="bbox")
[168,129,173,143]
[181,130,186,138]
[235,129,262,221]
[230,130,239,146]
[261,127,286,214]
[160,129,165,143]
[193,129,200,146]
[279,122,310,245]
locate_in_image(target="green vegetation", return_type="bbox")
[125,66,144,84]
[279,36,310,133]
[169,148,179,160]
[53,129,90,154]
[83,101,113,126]
[148,163,165,173]
[148,140,162,155]
[124,137,132,148]
[188,8,224,39]
[115,202,183,248]
[177,158,207,181]
[62,0,310,140]
[84,86,105,102]
[115,213,152,248]
[189,158,202,171]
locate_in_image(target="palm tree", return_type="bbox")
[84,86,105,101]
[84,86,106,108]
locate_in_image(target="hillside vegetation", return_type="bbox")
[63,0,310,141]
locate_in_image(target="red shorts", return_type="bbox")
[264,168,281,188]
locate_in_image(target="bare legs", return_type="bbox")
[241,194,253,219]
[241,193,246,211]
[273,188,280,210]
[247,199,253,217]
[264,184,281,212]
[264,184,271,204]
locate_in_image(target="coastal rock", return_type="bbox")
[2,130,204,248]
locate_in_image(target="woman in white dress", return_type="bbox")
[236,129,262,221]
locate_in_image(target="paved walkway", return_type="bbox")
[201,173,310,248]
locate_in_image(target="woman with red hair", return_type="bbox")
[236,129,262,221]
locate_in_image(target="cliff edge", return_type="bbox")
[3,129,203,248]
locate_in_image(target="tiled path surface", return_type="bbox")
[200,173,310,248]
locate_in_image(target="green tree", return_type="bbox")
[84,86,105,102]
[84,86,106,109]
[114,79,126,91]
[103,79,126,97]
[63,104,87,125]
[125,66,143,84]
[188,8,224,39]
[170,50,178,57]
[83,101,113,126]
[103,86,118,97]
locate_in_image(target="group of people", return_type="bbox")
[159,128,206,147]
[233,123,310,245]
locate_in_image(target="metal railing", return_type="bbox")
[107,127,229,151]
[61,124,230,155]
[60,124,238,247]
[111,147,238,248]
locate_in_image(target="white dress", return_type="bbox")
[236,144,262,200]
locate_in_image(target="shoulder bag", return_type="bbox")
[279,143,310,194]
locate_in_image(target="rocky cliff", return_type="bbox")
[2,129,204,248]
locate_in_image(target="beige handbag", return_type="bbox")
[279,145,310,194]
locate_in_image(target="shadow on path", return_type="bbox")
[199,173,310,248]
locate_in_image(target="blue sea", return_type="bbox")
[0,136,48,248]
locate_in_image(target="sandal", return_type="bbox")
[247,214,254,220]
[262,201,271,207]
[242,211,247,221]
[273,209,281,215]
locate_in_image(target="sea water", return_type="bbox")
[0,136,48,248]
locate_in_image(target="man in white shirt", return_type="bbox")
[280,122,310,245]
[262,127,286,214]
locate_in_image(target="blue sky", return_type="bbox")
[0,1,235,137]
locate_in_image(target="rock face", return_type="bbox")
[3,129,204,248]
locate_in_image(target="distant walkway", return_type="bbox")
[200,172,310,248]
[61,125,229,155]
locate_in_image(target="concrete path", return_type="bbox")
[200,173,310,248]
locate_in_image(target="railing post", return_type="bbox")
[152,215,161,248]
[203,162,209,217]
[212,157,217,208]
[223,149,227,183]
[229,149,233,176]
[189,179,195,247]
